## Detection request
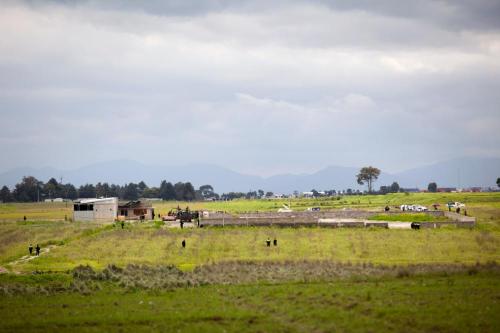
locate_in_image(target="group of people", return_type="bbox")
[28,244,41,256]
[266,238,278,247]
[449,206,467,215]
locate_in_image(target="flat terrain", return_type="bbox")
[1,269,499,332]
[0,192,499,332]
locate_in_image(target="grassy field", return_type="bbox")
[367,213,451,222]
[0,192,499,332]
[3,225,498,273]
[1,267,499,332]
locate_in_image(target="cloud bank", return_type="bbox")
[0,0,499,176]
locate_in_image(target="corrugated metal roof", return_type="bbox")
[74,197,118,204]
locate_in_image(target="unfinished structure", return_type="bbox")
[73,197,118,222]
[118,200,154,220]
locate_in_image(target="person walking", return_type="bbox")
[121,221,125,229]
[273,238,278,246]
[266,238,271,247]
[182,239,186,248]
[35,244,40,256]
[28,244,33,255]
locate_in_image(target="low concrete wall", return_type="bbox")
[199,210,475,229]
[444,211,476,222]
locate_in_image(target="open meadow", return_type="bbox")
[0,192,499,332]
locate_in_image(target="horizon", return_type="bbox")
[1,1,500,176]
[1,156,499,193]
[1,155,499,179]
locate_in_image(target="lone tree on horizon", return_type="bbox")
[356,166,381,193]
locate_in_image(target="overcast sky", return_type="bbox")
[1,0,499,176]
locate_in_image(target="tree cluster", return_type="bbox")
[427,182,438,192]
[378,182,400,194]
[0,176,213,203]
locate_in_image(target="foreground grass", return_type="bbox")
[0,269,498,332]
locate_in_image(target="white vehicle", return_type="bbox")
[414,205,428,212]
[447,202,466,209]
[401,204,427,212]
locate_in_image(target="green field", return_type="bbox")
[0,192,499,332]
[1,268,499,332]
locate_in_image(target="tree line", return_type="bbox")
[0,176,219,203]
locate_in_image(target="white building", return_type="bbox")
[73,197,118,222]
[44,198,64,202]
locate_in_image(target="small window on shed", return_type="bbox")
[88,204,94,211]
[74,204,79,211]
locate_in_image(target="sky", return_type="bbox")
[1,0,499,176]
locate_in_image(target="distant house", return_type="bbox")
[118,201,154,220]
[44,198,64,203]
[73,197,118,221]
[401,188,420,193]
[437,187,457,193]
[468,187,482,192]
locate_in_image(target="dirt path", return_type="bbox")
[0,244,59,274]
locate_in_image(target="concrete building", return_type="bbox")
[73,197,118,222]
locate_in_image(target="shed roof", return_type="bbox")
[74,197,118,204]
[118,200,152,208]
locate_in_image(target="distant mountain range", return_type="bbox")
[0,157,499,193]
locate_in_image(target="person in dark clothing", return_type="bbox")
[464,209,467,216]
[35,244,40,256]
[29,244,33,255]
[23,216,26,221]
[448,206,451,212]
[180,221,184,229]
[273,238,277,246]
[266,238,271,247]
[121,221,125,229]
[182,240,186,248]
[456,207,460,214]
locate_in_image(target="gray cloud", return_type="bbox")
[0,0,499,176]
